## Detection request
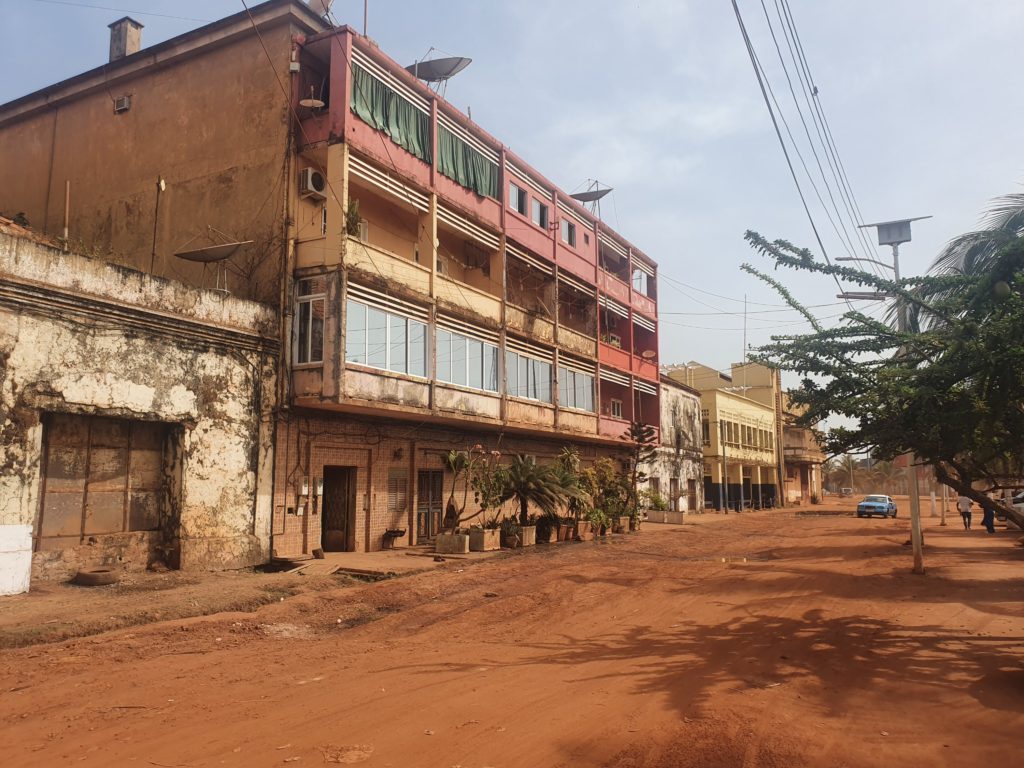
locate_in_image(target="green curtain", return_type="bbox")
[350,64,431,164]
[437,124,499,199]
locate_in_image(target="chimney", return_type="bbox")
[108,17,144,62]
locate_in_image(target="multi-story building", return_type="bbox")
[666,362,779,510]
[646,375,704,520]
[0,1,661,559]
[781,396,825,504]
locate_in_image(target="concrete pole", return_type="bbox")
[930,491,937,518]
[894,241,925,574]
[940,484,947,526]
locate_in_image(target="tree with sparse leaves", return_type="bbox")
[742,217,1024,529]
[623,421,658,522]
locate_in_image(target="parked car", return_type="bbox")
[840,487,854,497]
[856,494,897,518]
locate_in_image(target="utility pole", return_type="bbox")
[840,216,930,574]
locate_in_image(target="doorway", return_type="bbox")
[322,466,357,552]
[416,470,444,544]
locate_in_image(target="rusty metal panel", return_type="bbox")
[40,492,85,537]
[129,491,160,531]
[87,447,128,490]
[43,445,88,493]
[39,414,170,548]
[84,491,126,534]
[89,417,130,447]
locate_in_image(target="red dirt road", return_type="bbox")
[2,510,1022,767]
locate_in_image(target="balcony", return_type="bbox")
[599,340,631,372]
[598,270,630,304]
[557,326,597,358]
[435,274,501,325]
[506,305,555,345]
[558,408,598,436]
[632,291,656,319]
[345,236,431,298]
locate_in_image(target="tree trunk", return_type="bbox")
[519,496,529,527]
[933,463,1024,530]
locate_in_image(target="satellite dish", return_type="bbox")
[570,188,612,203]
[174,242,251,263]
[405,56,472,82]
[570,180,614,218]
[641,350,657,360]
[299,85,325,110]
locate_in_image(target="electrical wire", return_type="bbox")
[730,0,854,311]
[33,0,210,22]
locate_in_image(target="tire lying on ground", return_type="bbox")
[72,567,121,587]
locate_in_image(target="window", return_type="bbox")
[632,269,648,295]
[531,198,549,229]
[436,327,499,392]
[387,469,408,513]
[296,278,325,364]
[560,219,576,247]
[345,298,427,377]
[350,63,431,163]
[701,419,710,446]
[506,349,552,403]
[509,182,527,215]
[557,366,595,412]
[610,398,624,419]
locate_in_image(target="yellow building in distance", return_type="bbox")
[666,362,780,510]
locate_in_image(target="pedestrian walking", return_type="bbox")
[982,504,996,534]
[957,495,972,530]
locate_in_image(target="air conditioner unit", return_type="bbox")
[299,167,327,200]
[113,95,131,114]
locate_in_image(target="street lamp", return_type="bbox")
[838,216,931,575]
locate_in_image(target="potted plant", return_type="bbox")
[469,518,501,551]
[535,514,556,543]
[435,449,471,554]
[500,517,522,548]
[496,454,568,545]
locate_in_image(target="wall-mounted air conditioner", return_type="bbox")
[299,167,327,200]
[113,95,131,114]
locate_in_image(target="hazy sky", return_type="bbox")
[3,0,1023,376]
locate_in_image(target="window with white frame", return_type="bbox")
[509,182,527,216]
[296,278,325,364]
[345,298,427,377]
[531,198,549,229]
[610,398,623,419]
[560,219,576,247]
[557,366,595,412]
[506,349,552,403]
[436,328,499,392]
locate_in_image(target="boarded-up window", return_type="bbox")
[387,469,408,513]
[38,413,168,549]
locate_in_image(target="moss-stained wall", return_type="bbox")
[0,226,277,592]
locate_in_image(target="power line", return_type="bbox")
[757,0,879,278]
[730,0,853,311]
[778,0,888,278]
[33,0,210,22]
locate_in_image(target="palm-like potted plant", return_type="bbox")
[435,449,472,554]
[497,454,567,546]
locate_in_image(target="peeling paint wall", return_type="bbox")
[650,382,704,513]
[0,229,277,592]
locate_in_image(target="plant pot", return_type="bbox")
[535,521,554,543]
[520,525,536,547]
[500,530,522,549]
[435,533,470,554]
[629,517,639,532]
[612,516,628,533]
[469,528,501,552]
[577,520,594,542]
[557,523,574,542]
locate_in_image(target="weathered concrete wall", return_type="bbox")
[0,19,298,303]
[0,227,277,592]
[650,382,704,512]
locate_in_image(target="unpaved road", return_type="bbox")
[2,510,1022,767]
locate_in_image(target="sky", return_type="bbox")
[2,0,1023,378]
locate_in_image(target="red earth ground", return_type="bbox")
[1,504,1022,767]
